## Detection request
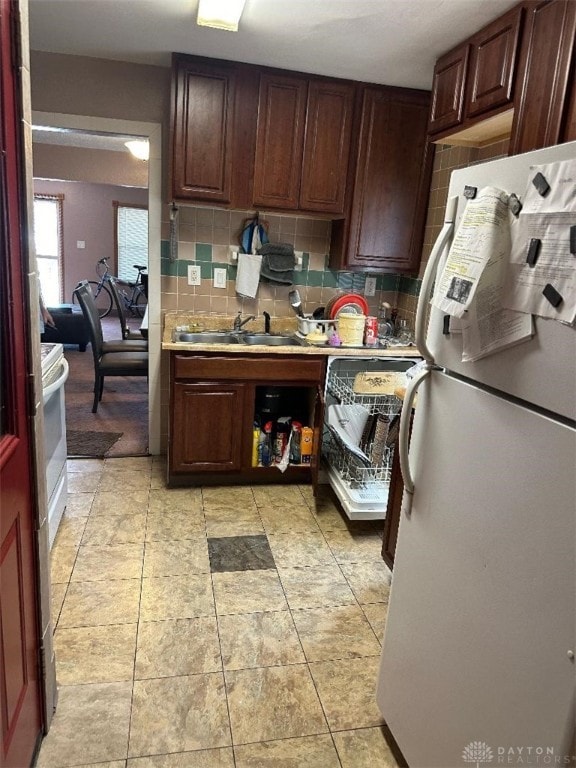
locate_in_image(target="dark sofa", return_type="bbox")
[41,304,90,351]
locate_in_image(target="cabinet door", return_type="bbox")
[428,43,470,134]
[561,68,576,141]
[510,0,576,154]
[310,384,325,494]
[253,74,307,209]
[171,57,236,203]
[345,88,431,273]
[300,80,355,214]
[465,5,523,118]
[170,382,246,473]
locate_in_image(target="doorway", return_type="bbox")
[32,111,162,455]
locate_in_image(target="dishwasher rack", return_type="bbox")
[323,366,404,517]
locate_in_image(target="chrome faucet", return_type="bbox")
[233,312,255,331]
[263,311,271,334]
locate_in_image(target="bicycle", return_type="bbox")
[73,257,148,319]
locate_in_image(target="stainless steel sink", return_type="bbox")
[240,334,304,346]
[176,332,241,344]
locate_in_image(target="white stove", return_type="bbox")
[40,342,69,547]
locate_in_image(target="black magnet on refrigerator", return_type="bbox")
[532,172,550,197]
[442,315,451,335]
[570,225,576,256]
[463,186,477,200]
[526,238,541,267]
[542,283,563,307]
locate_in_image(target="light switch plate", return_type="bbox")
[188,265,201,285]
[213,267,227,289]
[365,276,377,296]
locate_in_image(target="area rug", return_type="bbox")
[67,430,123,457]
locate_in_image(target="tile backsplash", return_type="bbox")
[160,136,510,335]
[160,206,400,326]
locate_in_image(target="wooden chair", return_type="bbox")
[73,280,148,413]
[107,274,148,345]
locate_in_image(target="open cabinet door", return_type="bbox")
[0,1,44,765]
[310,384,325,496]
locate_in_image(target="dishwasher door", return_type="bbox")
[322,356,420,520]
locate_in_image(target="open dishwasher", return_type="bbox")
[322,355,420,520]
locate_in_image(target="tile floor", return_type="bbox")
[40,457,401,768]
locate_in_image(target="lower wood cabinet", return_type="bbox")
[171,382,248,473]
[169,353,326,486]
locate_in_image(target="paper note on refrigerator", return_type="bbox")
[432,187,511,319]
[503,158,576,324]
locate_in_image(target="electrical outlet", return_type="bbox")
[213,267,227,289]
[187,265,201,286]
[365,276,377,297]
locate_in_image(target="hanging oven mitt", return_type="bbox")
[240,213,269,254]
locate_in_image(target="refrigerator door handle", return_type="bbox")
[399,365,431,507]
[414,195,458,364]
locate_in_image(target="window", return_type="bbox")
[34,194,63,306]
[114,203,148,283]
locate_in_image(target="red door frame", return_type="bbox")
[1,0,45,765]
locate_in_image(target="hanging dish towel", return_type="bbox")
[236,252,262,298]
[258,243,296,285]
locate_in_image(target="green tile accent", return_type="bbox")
[306,270,324,288]
[322,270,338,288]
[161,257,178,277]
[378,274,401,292]
[201,262,212,280]
[177,260,189,277]
[292,271,306,286]
[160,240,170,259]
[352,274,366,293]
[227,264,237,280]
[195,243,213,261]
[337,272,353,290]
[399,276,422,296]
[301,252,310,271]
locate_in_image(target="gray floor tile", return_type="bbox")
[208,535,275,573]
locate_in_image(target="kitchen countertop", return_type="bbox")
[162,312,421,358]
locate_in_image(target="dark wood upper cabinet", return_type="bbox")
[253,74,307,210]
[330,87,432,273]
[253,74,355,214]
[428,44,470,134]
[510,0,576,154]
[171,56,236,203]
[300,80,355,213]
[561,66,576,142]
[466,5,523,118]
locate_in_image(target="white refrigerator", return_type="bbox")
[377,141,576,768]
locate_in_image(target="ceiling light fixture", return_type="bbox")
[125,140,149,161]
[197,0,247,32]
